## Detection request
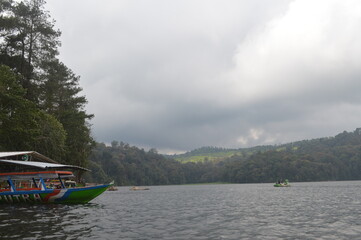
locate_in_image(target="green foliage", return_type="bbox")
[38,59,94,167]
[0,1,93,167]
[0,65,66,160]
[0,65,38,150]
[83,160,111,184]
[89,129,361,185]
[32,111,66,161]
[0,0,61,101]
[85,142,222,186]
[221,128,361,183]
[173,145,274,163]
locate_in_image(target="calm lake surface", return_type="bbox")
[1,181,361,239]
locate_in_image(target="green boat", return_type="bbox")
[0,152,113,204]
[274,179,290,187]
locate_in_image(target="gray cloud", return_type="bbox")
[46,0,361,153]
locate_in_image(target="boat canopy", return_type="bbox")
[0,159,90,172]
[0,151,57,163]
[0,171,74,180]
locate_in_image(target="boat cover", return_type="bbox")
[0,159,90,171]
[0,171,74,180]
[0,151,57,163]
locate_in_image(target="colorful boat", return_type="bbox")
[0,152,113,204]
[274,179,290,187]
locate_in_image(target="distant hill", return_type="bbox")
[222,128,361,183]
[172,128,361,164]
[84,142,190,186]
[86,128,361,185]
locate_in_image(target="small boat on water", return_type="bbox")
[130,186,149,191]
[0,152,113,204]
[274,179,290,187]
[108,185,118,191]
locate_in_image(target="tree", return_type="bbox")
[1,1,94,167]
[37,59,94,167]
[0,64,35,150]
[32,111,66,161]
[0,0,60,101]
[0,64,66,159]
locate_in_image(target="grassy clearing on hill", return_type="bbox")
[174,150,243,163]
[172,146,278,163]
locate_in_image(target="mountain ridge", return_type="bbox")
[172,128,361,163]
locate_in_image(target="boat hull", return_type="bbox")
[274,184,290,187]
[0,184,111,204]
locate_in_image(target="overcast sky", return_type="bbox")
[46,0,361,153]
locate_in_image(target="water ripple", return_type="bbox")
[2,181,361,239]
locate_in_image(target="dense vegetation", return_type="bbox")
[0,0,93,166]
[84,141,220,185]
[223,129,361,183]
[86,129,361,185]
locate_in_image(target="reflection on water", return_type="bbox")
[0,204,99,239]
[2,182,361,239]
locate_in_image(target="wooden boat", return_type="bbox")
[0,152,113,204]
[130,186,149,191]
[108,185,118,191]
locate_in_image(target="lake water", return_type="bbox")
[1,181,361,239]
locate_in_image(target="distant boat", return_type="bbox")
[0,151,113,204]
[130,186,150,191]
[274,179,290,187]
[108,185,118,191]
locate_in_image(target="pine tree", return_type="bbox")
[0,1,93,166]
[0,64,66,160]
[0,0,60,102]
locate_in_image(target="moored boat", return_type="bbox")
[0,152,113,204]
[130,186,149,191]
[108,185,118,191]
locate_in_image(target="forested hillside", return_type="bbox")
[84,141,220,185]
[0,0,93,166]
[223,129,361,183]
[86,129,361,185]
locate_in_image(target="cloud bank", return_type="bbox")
[46,0,361,152]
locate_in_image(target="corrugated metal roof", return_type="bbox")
[0,159,90,171]
[0,171,74,180]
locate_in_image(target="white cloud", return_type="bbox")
[228,0,361,104]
